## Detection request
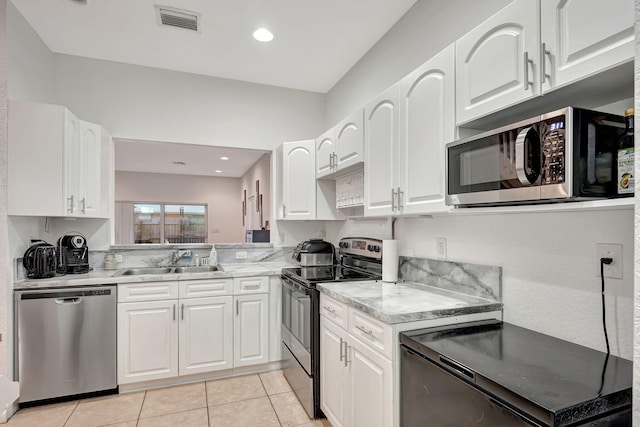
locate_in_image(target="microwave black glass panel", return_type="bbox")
[448,125,541,195]
[540,114,566,186]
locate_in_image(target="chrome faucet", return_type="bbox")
[171,250,191,266]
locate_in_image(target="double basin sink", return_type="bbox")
[114,265,221,276]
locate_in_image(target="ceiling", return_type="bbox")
[114,139,269,177]
[13,0,417,178]
[11,0,418,93]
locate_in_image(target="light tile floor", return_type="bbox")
[6,370,333,427]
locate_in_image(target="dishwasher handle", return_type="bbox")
[18,287,114,300]
[55,297,82,305]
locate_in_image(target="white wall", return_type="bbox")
[6,1,53,103]
[325,0,510,126]
[0,0,9,376]
[240,153,271,231]
[115,171,244,244]
[51,54,325,151]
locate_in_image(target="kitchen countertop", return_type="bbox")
[13,262,293,289]
[318,281,502,324]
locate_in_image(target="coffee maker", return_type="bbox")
[57,233,90,274]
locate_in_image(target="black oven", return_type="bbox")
[281,237,383,419]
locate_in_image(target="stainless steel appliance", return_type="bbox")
[22,240,57,279]
[15,285,117,404]
[57,233,90,274]
[281,237,383,418]
[446,107,628,207]
[291,238,335,266]
[400,320,632,426]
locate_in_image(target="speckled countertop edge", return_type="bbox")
[318,281,503,324]
[14,262,293,289]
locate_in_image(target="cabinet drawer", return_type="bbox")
[233,276,268,294]
[320,294,348,329]
[118,281,179,303]
[348,308,392,359]
[179,279,233,298]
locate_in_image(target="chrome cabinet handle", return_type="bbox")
[80,197,86,214]
[236,299,239,316]
[329,153,333,169]
[391,188,397,211]
[523,51,534,91]
[323,305,336,315]
[67,195,74,213]
[332,153,338,169]
[355,324,373,336]
[173,304,176,321]
[541,43,551,84]
[181,303,184,320]
[339,337,345,362]
[345,344,351,366]
[397,187,404,212]
[282,204,286,218]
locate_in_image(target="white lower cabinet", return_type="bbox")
[117,276,271,385]
[234,293,269,367]
[179,296,233,375]
[117,299,179,384]
[320,299,392,427]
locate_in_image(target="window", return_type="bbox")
[133,203,207,244]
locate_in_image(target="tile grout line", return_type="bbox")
[204,380,211,427]
[259,373,284,427]
[61,400,80,427]
[136,390,147,426]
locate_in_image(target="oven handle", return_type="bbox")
[281,276,312,295]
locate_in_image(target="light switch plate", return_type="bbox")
[436,238,447,260]
[236,251,248,259]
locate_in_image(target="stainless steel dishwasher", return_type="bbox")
[15,285,117,404]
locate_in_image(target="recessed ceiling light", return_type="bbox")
[220,156,230,160]
[253,28,274,42]
[173,161,186,165]
[214,170,222,173]
[68,0,88,4]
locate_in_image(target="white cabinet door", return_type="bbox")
[320,316,349,427]
[77,120,102,216]
[179,296,233,375]
[364,84,400,217]
[234,293,269,367]
[316,129,336,178]
[335,109,364,171]
[282,140,316,220]
[117,300,178,384]
[456,0,540,125]
[399,44,455,215]
[64,110,81,216]
[540,0,634,92]
[348,337,393,427]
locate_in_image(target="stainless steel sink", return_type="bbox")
[114,267,174,276]
[173,265,220,273]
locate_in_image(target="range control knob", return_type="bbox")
[373,245,381,253]
[367,245,373,251]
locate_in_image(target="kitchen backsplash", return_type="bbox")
[398,256,502,302]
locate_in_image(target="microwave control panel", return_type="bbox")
[541,115,566,185]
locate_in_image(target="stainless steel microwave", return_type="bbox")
[446,107,629,207]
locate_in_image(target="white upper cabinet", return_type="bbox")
[316,109,364,179]
[316,130,336,178]
[398,44,455,215]
[280,140,317,220]
[364,85,400,217]
[8,100,110,218]
[456,0,541,125]
[540,0,634,92]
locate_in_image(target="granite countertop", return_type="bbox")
[318,281,502,324]
[13,262,293,290]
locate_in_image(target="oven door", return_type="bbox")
[281,276,313,374]
[446,119,542,206]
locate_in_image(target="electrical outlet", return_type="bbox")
[436,238,447,260]
[115,254,123,263]
[596,243,623,279]
[236,251,248,259]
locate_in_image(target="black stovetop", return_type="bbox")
[281,265,381,285]
[401,320,632,425]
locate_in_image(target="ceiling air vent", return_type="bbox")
[156,6,200,32]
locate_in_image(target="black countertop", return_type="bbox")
[400,320,632,426]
